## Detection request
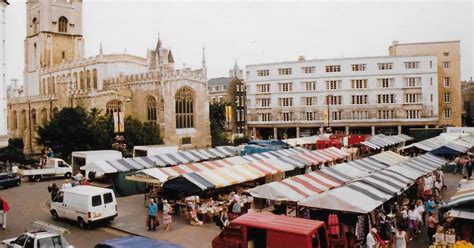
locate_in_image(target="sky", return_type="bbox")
[4,0,474,85]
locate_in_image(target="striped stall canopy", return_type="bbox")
[361,134,413,150]
[248,170,344,202]
[81,146,238,174]
[441,181,474,220]
[370,151,409,166]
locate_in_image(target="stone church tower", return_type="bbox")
[24,0,84,96]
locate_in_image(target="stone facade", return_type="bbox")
[389,40,462,127]
[8,0,211,153]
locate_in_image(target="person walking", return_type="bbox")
[47,183,59,201]
[162,200,172,231]
[366,228,378,248]
[466,158,473,178]
[427,212,438,242]
[392,226,408,248]
[0,196,10,230]
[146,198,158,231]
[407,205,420,240]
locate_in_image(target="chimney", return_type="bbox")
[392,40,399,46]
[298,55,305,61]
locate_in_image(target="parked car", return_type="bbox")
[1,221,73,248]
[0,173,21,189]
[19,158,72,182]
[95,236,183,248]
[50,186,117,228]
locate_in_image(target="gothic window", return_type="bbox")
[47,77,52,94]
[40,109,48,124]
[41,79,46,94]
[106,100,122,116]
[31,109,37,130]
[58,16,68,33]
[86,70,91,88]
[20,110,27,131]
[11,111,17,130]
[52,76,56,93]
[175,88,194,129]
[32,18,38,34]
[146,96,157,122]
[92,69,98,89]
[79,71,84,89]
[73,72,78,89]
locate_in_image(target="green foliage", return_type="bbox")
[209,103,229,147]
[0,138,26,164]
[233,136,250,146]
[36,107,114,159]
[123,116,163,150]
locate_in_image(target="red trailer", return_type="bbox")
[212,212,329,248]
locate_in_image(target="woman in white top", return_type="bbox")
[407,205,420,239]
[366,228,378,248]
[393,226,408,248]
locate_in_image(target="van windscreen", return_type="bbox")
[92,195,102,207]
[104,193,113,204]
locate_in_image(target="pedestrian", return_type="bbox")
[392,226,408,248]
[0,196,10,230]
[162,200,172,231]
[427,212,438,242]
[454,156,463,174]
[215,206,229,230]
[434,179,443,200]
[466,158,473,178]
[407,205,419,240]
[415,199,425,227]
[146,198,158,231]
[47,183,59,201]
[229,192,241,220]
[62,179,72,190]
[366,228,378,248]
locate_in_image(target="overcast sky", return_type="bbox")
[5,0,474,84]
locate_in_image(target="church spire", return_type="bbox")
[155,32,162,64]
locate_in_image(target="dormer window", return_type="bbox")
[58,16,68,33]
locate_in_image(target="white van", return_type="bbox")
[50,186,117,228]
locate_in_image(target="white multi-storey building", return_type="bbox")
[246,55,439,139]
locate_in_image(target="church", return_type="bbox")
[8,0,212,153]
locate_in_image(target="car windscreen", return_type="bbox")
[92,195,102,207]
[103,193,113,204]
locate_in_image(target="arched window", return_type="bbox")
[20,110,27,130]
[106,100,122,116]
[32,18,38,34]
[175,88,194,129]
[31,109,37,130]
[47,77,52,94]
[146,96,157,122]
[11,111,17,130]
[58,16,68,33]
[73,72,78,89]
[79,71,84,89]
[92,69,98,89]
[40,108,48,124]
[86,70,91,88]
[41,79,45,94]
[52,76,56,93]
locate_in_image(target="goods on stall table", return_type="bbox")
[453,240,474,248]
[446,228,456,245]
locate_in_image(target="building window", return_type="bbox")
[79,71,84,89]
[378,78,394,88]
[278,68,292,75]
[377,94,395,104]
[32,17,38,34]
[257,70,269,77]
[20,110,27,131]
[327,95,342,105]
[331,111,342,120]
[404,61,420,69]
[404,93,421,103]
[443,52,449,56]
[352,111,368,120]
[58,16,68,33]
[302,96,316,106]
[377,110,395,119]
[351,79,368,89]
[146,96,157,122]
[325,65,341,72]
[378,63,393,70]
[405,110,420,119]
[443,61,450,69]
[351,95,368,105]
[92,69,98,89]
[431,94,433,102]
[106,100,122,116]
[175,88,194,129]
[86,70,91,88]
[278,97,293,107]
[305,112,317,121]
[281,112,294,121]
[302,66,315,74]
[257,98,270,108]
[443,93,451,103]
[256,84,270,93]
[259,113,271,122]
[303,81,317,91]
[444,108,452,119]
[351,64,366,71]
[326,80,341,90]
[404,77,421,87]
[443,77,451,87]
[40,109,48,124]
[31,109,37,130]
[11,111,17,130]
[278,83,292,92]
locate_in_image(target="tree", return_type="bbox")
[36,107,114,159]
[209,103,229,147]
[0,138,26,164]
[123,116,163,150]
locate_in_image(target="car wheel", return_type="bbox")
[64,172,72,178]
[34,175,42,182]
[51,210,59,221]
[78,218,88,229]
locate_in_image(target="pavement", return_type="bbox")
[110,194,221,248]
